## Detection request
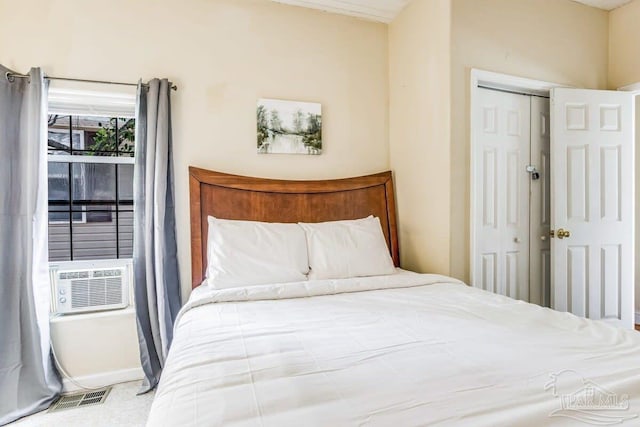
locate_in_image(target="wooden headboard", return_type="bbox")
[189,167,399,288]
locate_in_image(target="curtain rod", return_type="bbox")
[5,72,178,91]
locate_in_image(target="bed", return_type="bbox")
[146,167,640,426]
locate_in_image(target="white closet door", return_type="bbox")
[473,88,531,300]
[529,96,551,306]
[551,88,635,329]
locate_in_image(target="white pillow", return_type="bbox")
[206,216,309,288]
[299,216,396,280]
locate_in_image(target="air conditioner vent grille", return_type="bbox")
[70,277,123,309]
[105,278,122,305]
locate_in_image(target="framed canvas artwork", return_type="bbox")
[257,98,322,155]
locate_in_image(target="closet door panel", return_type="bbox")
[473,88,531,301]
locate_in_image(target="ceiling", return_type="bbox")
[269,0,411,23]
[269,0,633,23]
[572,0,633,9]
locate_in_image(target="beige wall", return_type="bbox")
[449,0,609,282]
[609,0,640,89]
[0,0,389,379]
[50,309,140,380]
[0,0,389,300]
[389,0,451,274]
[609,0,640,314]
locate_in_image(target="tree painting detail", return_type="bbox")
[257,98,322,155]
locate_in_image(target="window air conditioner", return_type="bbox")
[50,261,131,315]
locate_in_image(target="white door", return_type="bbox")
[529,96,551,306]
[473,88,531,300]
[551,88,635,329]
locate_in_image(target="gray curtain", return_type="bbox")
[133,79,181,393]
[0,66,61,425]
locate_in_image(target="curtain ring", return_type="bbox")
[5,72,15,83]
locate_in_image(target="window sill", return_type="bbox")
[50,306,135,323]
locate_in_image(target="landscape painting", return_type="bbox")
[257,98,322,155]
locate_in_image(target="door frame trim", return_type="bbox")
[618,82,640,93]
[469,69,565,289]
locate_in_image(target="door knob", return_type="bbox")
[556,228,571,239]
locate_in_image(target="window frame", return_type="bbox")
[46,115,136,263]
[47,87,137,264]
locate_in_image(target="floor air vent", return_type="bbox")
[48,388,111,412]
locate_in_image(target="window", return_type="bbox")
[48,128,86,223]
[47,114,135,261]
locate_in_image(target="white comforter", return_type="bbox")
[147,270,640,427]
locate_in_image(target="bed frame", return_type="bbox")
[188,167,400,288]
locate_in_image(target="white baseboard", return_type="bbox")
[635,311,640,325]
[61,367,144,393]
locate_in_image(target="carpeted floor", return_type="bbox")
[11,381,155,427]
